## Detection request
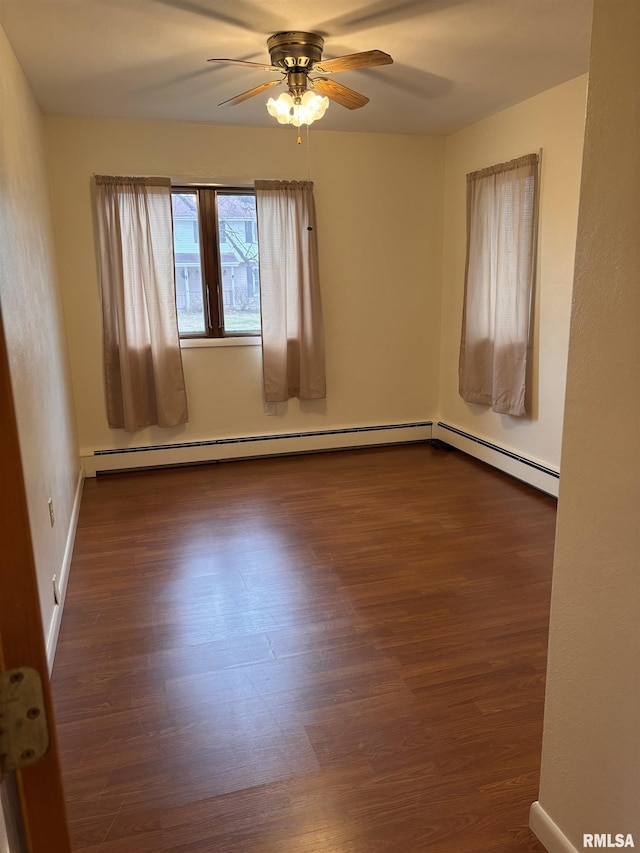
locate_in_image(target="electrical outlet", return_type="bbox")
[52,575,60,605]
[266,401,277,416]
[48,498,55,528]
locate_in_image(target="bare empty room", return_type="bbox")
[0,1,637,851]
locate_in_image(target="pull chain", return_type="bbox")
[292,124,312,180]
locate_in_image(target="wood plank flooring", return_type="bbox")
[51,445,555,852]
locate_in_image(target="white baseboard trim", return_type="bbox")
[81,422,434,477]
[46,467,84,673]
[530,802,580,853]
[433,422,559,497]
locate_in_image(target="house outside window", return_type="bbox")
[171,188,261,337]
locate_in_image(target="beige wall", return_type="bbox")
[44,118,445,456]
[439,76,588,470]
[532,1,640,849]
[0,26,79,648]
[44,84,587,476]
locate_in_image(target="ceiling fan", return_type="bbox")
[207,31,393,125]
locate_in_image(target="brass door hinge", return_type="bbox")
[0,667,50,780]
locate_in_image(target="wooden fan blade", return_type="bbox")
[312,78,369,109]
[311,49,393,74]
[207,58,280,72]
[218,79,282,107]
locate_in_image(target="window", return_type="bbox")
[171,187,261,337]
[458,154,539,417]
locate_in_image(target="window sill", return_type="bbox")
[180,336,261,349]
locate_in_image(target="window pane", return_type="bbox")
[217,194,261,334]
[171,192,206,335]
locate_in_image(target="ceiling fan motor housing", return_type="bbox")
[212,32,388,113]
[267,32,324,70]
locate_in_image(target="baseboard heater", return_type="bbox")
[434,422,560,497]
[83,421,433,476]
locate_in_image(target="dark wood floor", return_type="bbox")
[51,444,555,852]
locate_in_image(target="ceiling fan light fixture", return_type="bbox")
[266,90,329,127]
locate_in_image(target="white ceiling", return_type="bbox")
[0,0,593,136]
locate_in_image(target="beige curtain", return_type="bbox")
[459,154,539,416]
[94,175,188,431]
[255,180,326,402]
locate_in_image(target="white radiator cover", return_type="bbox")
[82,420,558,496]
[434,422,560,497]
[82,422,433,476]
